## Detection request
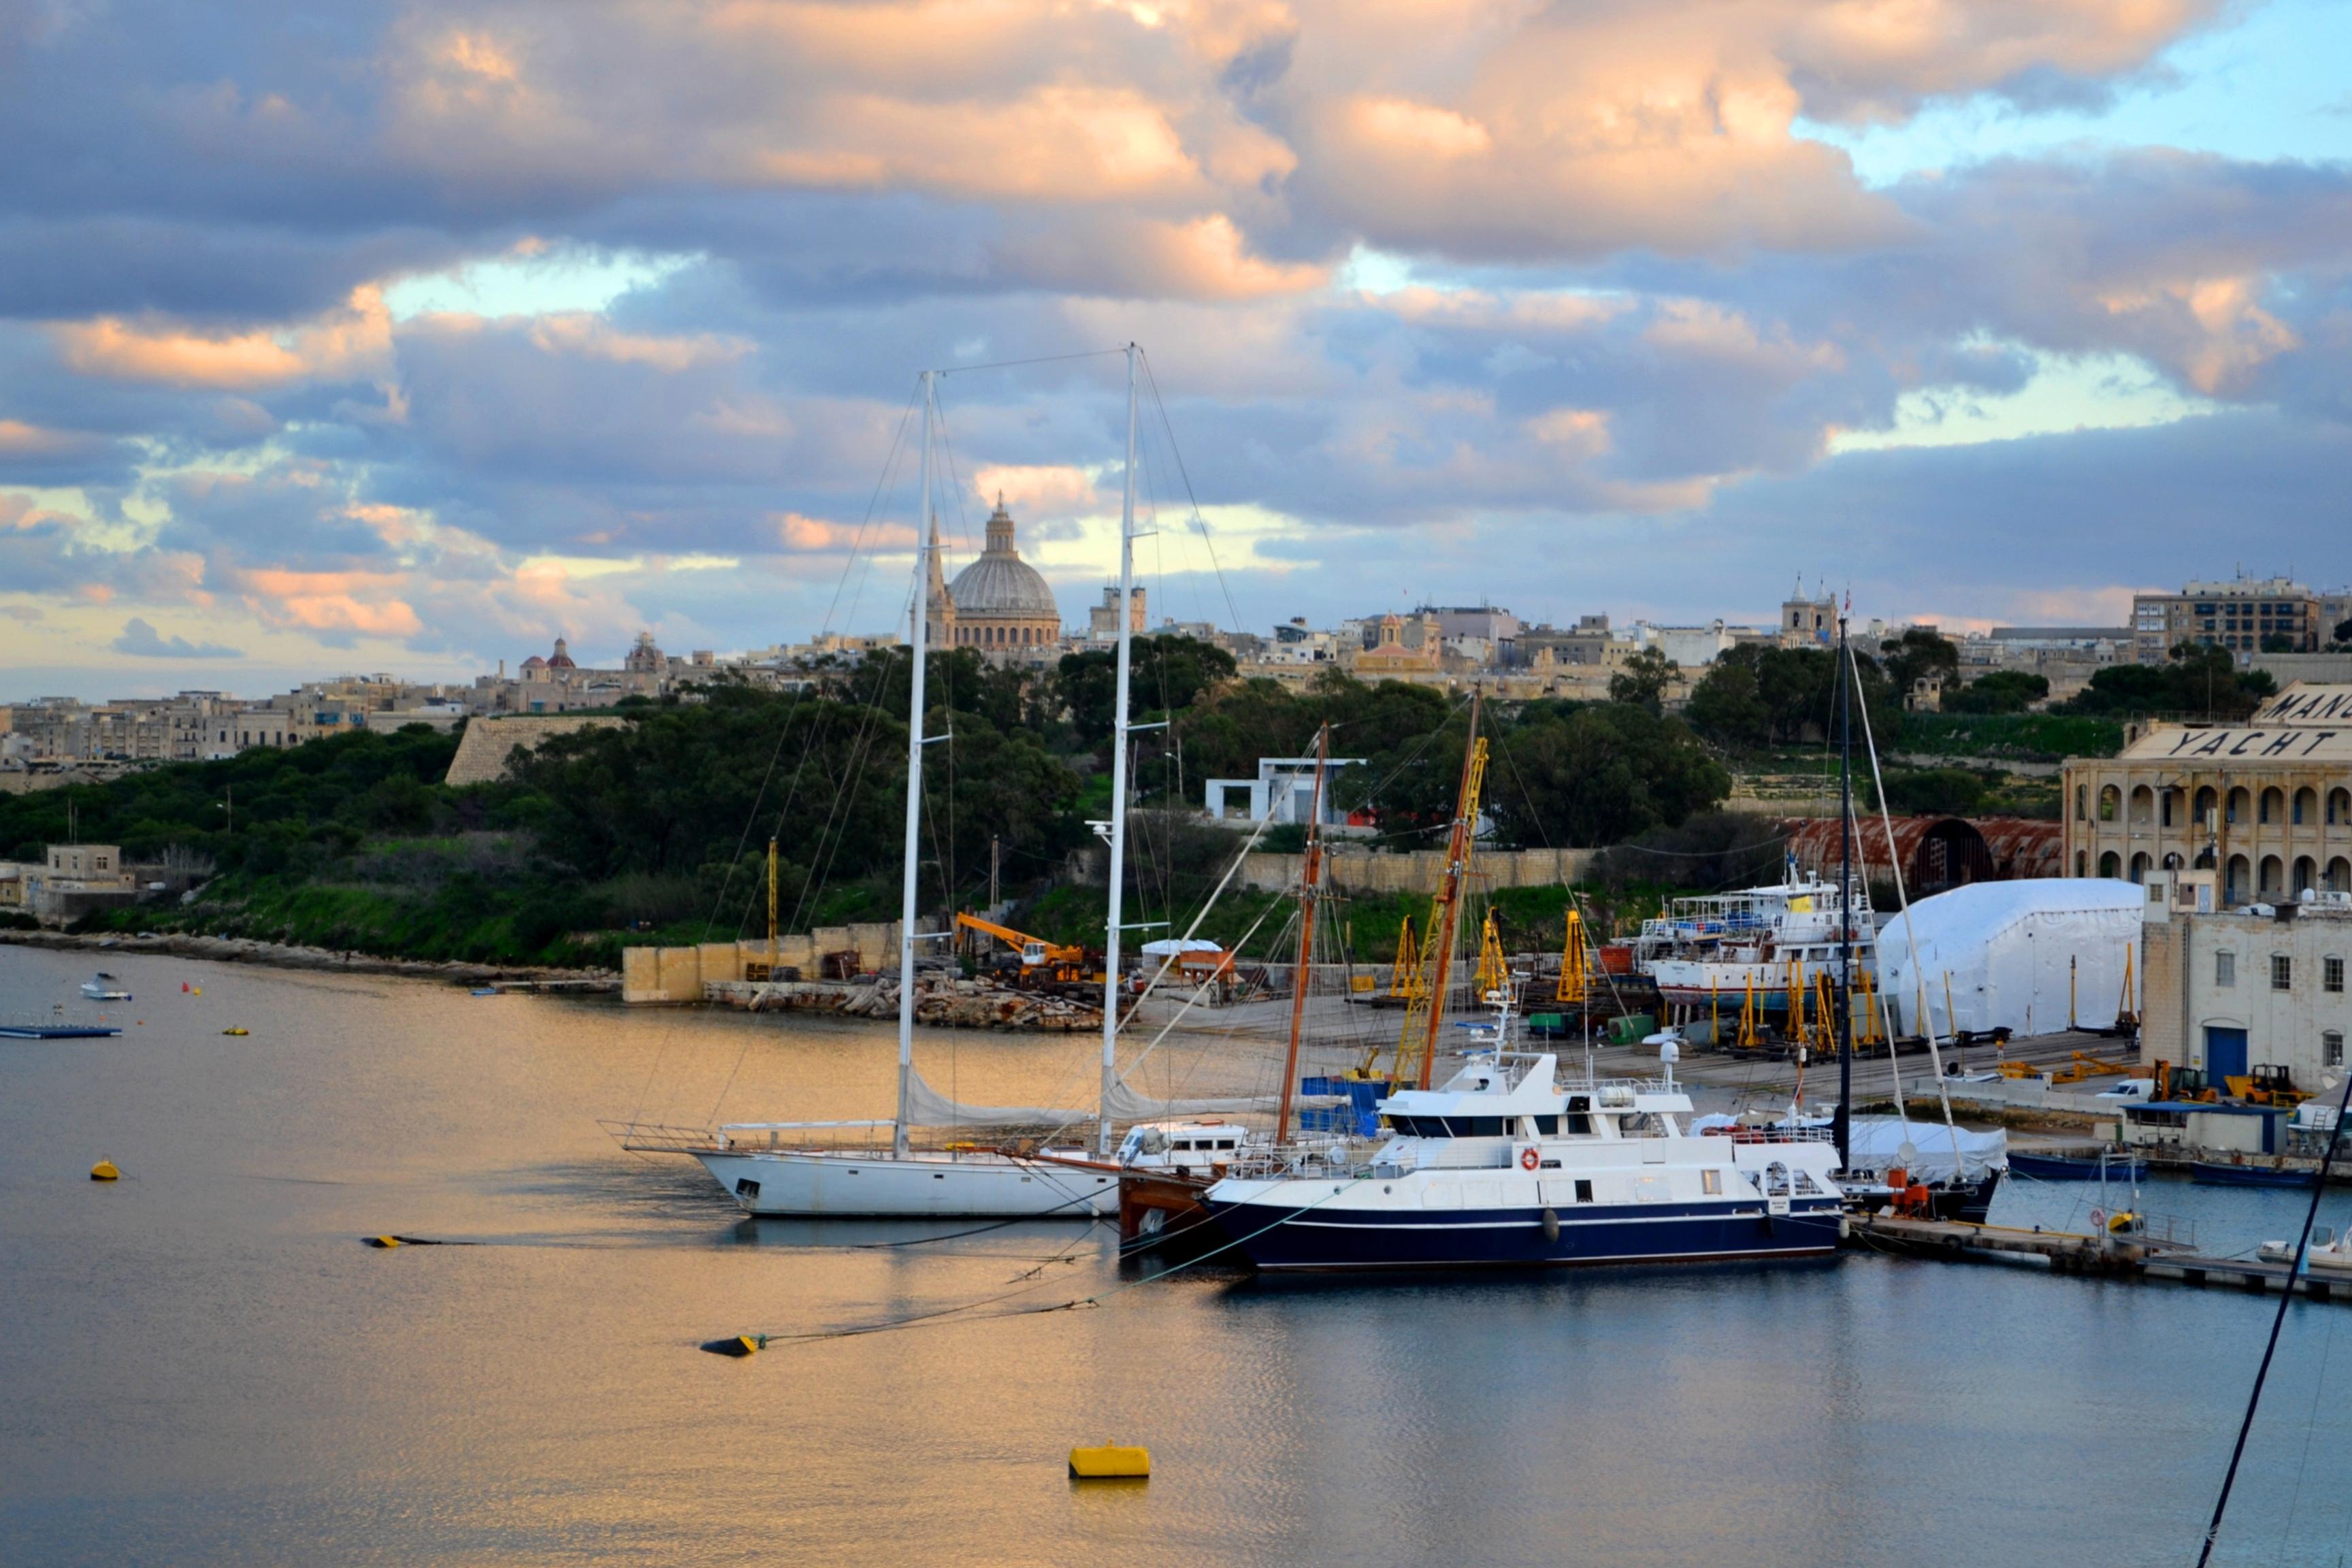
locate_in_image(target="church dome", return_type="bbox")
[947,500,1059,619]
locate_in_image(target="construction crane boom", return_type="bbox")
[1391,692,1490,1090]
[953,911,1090,981]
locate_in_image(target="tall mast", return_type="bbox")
[1416,689,1485,1090]
[1834,605,1853,1172]
[1097,344,1139,1158]
[1276,723,1332,1142]
[894,370,934,1158]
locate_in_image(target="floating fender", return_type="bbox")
[701,1335,766,1358]
[1068,1445,1150,1480]
[90,1160,120,1182]
[1541,1207,1561,1243]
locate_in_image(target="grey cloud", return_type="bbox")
[111,616,241,659]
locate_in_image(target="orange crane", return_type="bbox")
[953,912,1092,985]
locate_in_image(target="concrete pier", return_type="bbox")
[1851,1212,2352,1301]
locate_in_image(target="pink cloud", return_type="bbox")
[53,287,392,389]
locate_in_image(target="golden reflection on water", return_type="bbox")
[6,943,2352,1566]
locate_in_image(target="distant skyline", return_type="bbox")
[4,0,2350,701]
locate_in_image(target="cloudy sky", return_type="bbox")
[3,0,2349,699]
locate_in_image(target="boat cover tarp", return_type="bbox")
[1692,1113,2006,1183]
[1844,1115,2008,1184]
[1876,879,2143,1040]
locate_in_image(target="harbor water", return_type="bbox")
[7,942,2352,1567]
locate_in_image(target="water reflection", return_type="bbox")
[3,942,2351,1567]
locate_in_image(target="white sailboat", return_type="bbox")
[687,354,1156,1218]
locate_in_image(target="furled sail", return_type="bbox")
[902,1071,1313,1128]
[1101,1079,1288,1122]
[900,1069,1079,1128]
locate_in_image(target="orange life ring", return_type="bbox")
[1520,1147,1539,1171]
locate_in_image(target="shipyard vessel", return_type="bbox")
[1633,862,1874,1012]
[1200,1002,1846,1272]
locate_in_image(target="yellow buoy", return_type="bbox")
[1068,1444,1150,1480]
[191,986,201,996]
[700,1334,766,1357]
[91,1160,120,1181]
[222,1027,249,1036]
[365,1235,402,1248]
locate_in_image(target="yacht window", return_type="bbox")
[1174,1140,1194,1152]
[1531,1115,1561,1134]
[1565,1113,1592,1136]
[1701,1170,1722,1195]
[1215,1140,1236,1151]
[1573,1179,1594,1203]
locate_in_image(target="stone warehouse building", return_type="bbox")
[2063,683,2352,902]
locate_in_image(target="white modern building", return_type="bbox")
[1204,755,1365,828]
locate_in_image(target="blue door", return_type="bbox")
[2206,1026,2249,1084]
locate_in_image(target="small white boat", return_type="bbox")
[80,973,131,1001]
[2258,1227,2352,1273]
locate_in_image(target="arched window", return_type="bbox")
[2294,856,2317,898]
[2076,785,2087,821]
[2330,788,2352,827]
[2294,787,2317,826]
[2075,850,2088,877]
[2163,852,2184,871]
[2195,786,2219,825]
[2099,785,2121,821]
[2259,855,2283,898]
[2130,852,2151,883]
[2329,857,2351,894]
[2227,787,2250,825]
[2259,787,2284,825]
[2162,788,2180,828]
[2099,851,2121,878]
[2227,853,2251,904]
[2130,785,2155,825]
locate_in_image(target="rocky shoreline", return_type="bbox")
[0,928,618,991]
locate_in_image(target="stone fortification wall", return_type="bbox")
[443,714,626,787]
[622,919,917,1003]
[1239,847,1597,895]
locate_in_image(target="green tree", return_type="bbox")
[1488,704,1730,847]
[1684,644,1897,750]
[1943,670,2048,715]
[1607,647,1678,715]
[1879,627,1959,696]
[1682,659,1770,749]
[2057,642,2276,720]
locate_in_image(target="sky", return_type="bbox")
[3,0,2350,700]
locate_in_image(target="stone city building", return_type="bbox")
[2062,683,2352,902]
[2138,868,2351,1095]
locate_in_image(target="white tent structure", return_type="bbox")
[1877,879,2143,1040]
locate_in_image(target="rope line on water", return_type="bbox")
[730,1173,1370,1349]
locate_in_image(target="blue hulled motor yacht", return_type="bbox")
[1202,1041,1846,1273]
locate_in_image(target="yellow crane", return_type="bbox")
[1556,904,1590,1008]
[1473,908,1509,1000]
[1386,916,1425,1002]
[1388,696,1491,1090]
